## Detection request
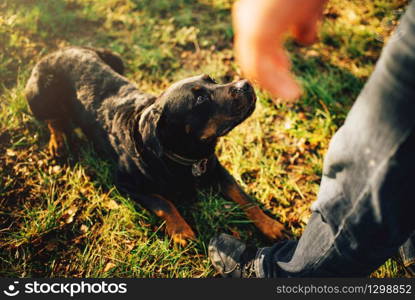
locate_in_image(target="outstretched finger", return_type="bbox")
[256,55,302,102]
[236,45,302,102]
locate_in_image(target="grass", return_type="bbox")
[0,0,410,277]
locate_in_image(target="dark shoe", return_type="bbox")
[398,236,415,277]
[404,264,415,277]
[209,233,259,278]
[396,253,415,277]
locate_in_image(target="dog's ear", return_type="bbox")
[139,105,163,157]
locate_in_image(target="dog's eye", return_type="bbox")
[196,94,211,105]
[207,77,217,84]
[208,76,217,84]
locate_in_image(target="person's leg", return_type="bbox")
[260,123,415,277]
[210,1,415,277]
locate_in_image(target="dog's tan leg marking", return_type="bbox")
[46,119,67,157]
[151,194,196,247]
[223,183,284,240]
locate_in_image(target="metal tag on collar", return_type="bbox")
[192,158,208,177]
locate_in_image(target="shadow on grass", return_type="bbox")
[0,116,269,277]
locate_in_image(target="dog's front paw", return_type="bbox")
[261,217,284,240]
[166,221,196,247]
[254,212,284,240]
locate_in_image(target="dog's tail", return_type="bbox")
[84,47,125,75]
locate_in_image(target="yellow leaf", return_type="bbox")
[103,262,116,273]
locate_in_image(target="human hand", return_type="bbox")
[232,0,327,102]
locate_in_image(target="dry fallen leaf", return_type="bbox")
[6,149,16,157]
[65,215,74,224]
[80,224,89,233]
[124,240,135,252]
[104,199,119,210]
[62,205,78,224]
[66,205,78,216]
[103,262,116,273]
[52,165,61,173]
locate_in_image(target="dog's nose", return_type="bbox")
[234,80,252,92]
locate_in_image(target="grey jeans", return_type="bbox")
[256,1,415,277]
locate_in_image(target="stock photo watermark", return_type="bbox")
[2,281,127,297]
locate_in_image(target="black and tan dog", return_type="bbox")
[25,46,283,246]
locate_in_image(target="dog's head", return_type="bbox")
[140,74,256,158]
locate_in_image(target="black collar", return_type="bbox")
[164,151,210,177]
